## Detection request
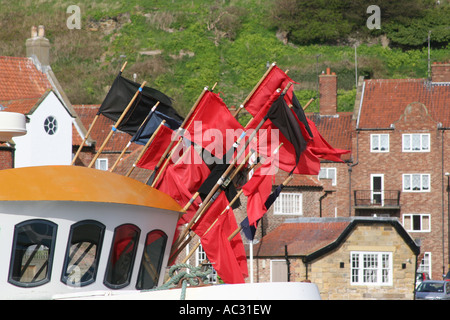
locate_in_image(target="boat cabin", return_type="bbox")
[0,166,181,299]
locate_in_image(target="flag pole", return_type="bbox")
[170,149,255,260]
[233,62,276,118]
[150,136,183,187]
[125,119,166,177]
[146,87,209,185]
[71,114,99,165]
[110,101,161,173]
[228,174,294,241]
[302,98,315,111]
[72,62,128,166]
[109,141,131,173]
[180,189,244,265]
[168,149,252,265]
[88,81,147,168]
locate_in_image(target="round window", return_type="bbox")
[44,116,58,135]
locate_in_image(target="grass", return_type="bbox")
[0,0,449,116]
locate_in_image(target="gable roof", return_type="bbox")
[356,78,450,129]
[254,217,420,262]
[0,56,52,113]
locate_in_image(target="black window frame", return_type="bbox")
[136,229,168,290]
[8,219,58,288]
[104,223,140,289]
[61,220,105,287]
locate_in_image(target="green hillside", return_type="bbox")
[0,0,449,116]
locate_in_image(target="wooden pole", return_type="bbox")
[72,61,128,166]
[109,141,131,172]
[180,189,244,264]
[170,148,255,258]
[110,101,161,173]
[302,98,315,111]
[228,174,294,242]
[146,87,209,185]
[233,62,276,118]
[71,114,99,165]
[150,136,183,187]
[88,81,147,168]
[125,120,166,177]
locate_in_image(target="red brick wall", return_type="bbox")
[432,62,450,83]
[351,102,450,279]
[319,68,337,115]
[0,147,14,170]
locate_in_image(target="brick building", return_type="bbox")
[350,62,450,280]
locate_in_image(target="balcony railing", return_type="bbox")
[354,190,401,208]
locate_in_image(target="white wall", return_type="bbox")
[14,91,73,167]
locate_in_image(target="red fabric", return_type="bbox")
[183,91,244,159]
[200,209,247,284]
[306,118,350,162]
[244,65,295,116]
[242,162,274,227]
[136,125,175,170]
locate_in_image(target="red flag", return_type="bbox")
[242,160,274,227]
[183,90,244,159]
[244,65,295,116]
[306,118,350,162]
[200,209,247,284]
[136,125,175,170]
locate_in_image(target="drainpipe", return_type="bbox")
[284,245,291,282]
[348,130,360,216]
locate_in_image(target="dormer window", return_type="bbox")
[44,116,58,135]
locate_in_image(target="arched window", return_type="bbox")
[8,219,57,287]
[61,220,105,287]
[104,224,140,289]
[136,230,167,290]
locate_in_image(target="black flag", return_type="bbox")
[264,94,307,173]
[98,74,183,135]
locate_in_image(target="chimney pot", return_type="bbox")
[38,25,45,38]
[31,26,38,38]
[326,67,331,75]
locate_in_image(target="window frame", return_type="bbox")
[43,115,58,136]
[273,192,303,216]
[135,229,168,290]
[95,158,108,171]
[350,251,393,286]
[61,220,105,287]
[318,167,337,186]
[104,223,141,290]
[402,174,431,192]
[8,219,58,288]
[370,134,390,153]
[402,133,430,152]
[417,252,432,276]
[402,214,431,233]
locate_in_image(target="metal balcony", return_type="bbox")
[354,190,401,209]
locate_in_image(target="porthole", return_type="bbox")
[44,116,58,135]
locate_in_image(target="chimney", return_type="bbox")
[431,62,450,83]
[26,25,50,67]
[319,67,337,115]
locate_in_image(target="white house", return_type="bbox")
[12,91,74,167]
